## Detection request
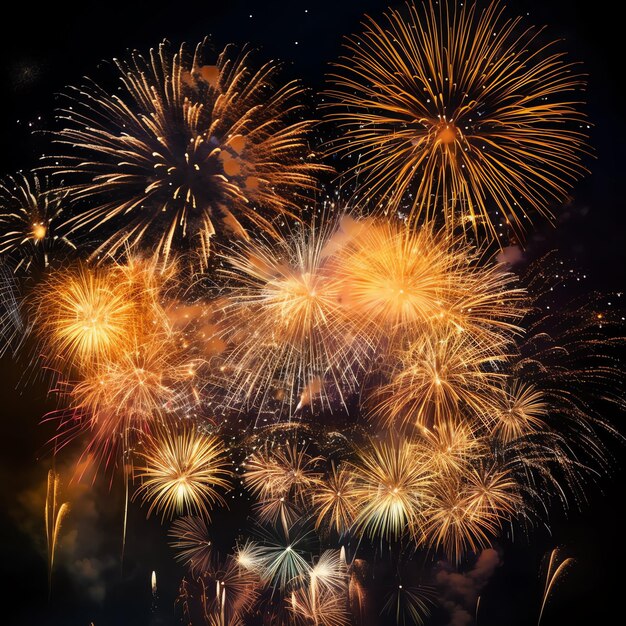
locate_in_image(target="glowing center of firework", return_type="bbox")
[32,223,47,240]
[175,476,190,506]
[436,122,458,145]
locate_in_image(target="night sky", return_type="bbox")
[1,1,625,625]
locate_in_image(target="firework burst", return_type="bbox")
[49,40,328,268]
[169,515,213,573]
[312,462,358,536]
[324,0,589,240]
[216,220,365,413]
[0,173,75,274]
[135,425,233,521]
[350,436,433,542]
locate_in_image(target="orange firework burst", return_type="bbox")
[35,264,139,369]
[64,328,198,470]
[34,253,183,374]
[135,425,233,521]
[312,462,358,536]
[243,441,322,530]
[324,0,589,240]
[328,216,523,347]
[0,173,75,273]
[423,465,519,562]
[374,328,509,429]
[490,381,548,444]
[49,40,328,268]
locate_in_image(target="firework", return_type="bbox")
[381,583,434,626]
[289,586,350,626]
[169,515,213,573]
[374,328,509,429]
[310,550,347,595]
[0,261,24,357]
[350,436,433,542]
[312,462,358,536]
[0,173,75,274]
[418,421,485,477]
[179,556,259,626]
[328,217,523,347]
[35,264,140,369]
[45,469,69,597]
[135,425,233,521]
[50,40,328,268]
[423,465,519,562]
[58,326,197,472]
[234,540,267,578]
[324,0,588,240]
[216,220,364,413]
[490,382,547,444]
[254,524,312,591]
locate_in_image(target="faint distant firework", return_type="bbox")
[48,39,329,269]
[324,0,589,241]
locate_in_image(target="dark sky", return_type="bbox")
[1,1,625,625]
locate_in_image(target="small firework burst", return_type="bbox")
[135,425,233,521]
[0,172,75,273]
[169,516,213,573]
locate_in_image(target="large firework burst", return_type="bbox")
[49,40,328,268]
[324,0,589,240]
[215,219,366,413]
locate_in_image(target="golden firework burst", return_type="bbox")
[324,0,589,240]
[135,425,233,521]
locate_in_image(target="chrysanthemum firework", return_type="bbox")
[349,435,433,542]
[243,441,322,530]
[423,464,519,562]
[34,255,175,371]
[0,173,75,273]
[169,515,213,573]
[328,216,523,347]
[49,40,329,268]
[373,328,509,429]
[312,462,358,536]
[324,0,589,240]
[215,220,367,413]
[135,425,232,521]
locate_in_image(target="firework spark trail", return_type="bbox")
[45,469,69,598]
[538,548,574,626]
[48,40,329,269]
[324,0,589,241]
